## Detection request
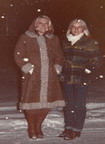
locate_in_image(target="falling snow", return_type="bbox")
[0,0,105,143]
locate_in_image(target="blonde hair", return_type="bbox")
[35,15,54,33]
[66,19,90,36]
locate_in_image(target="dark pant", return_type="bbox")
[63,84,88,132]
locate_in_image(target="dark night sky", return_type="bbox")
[0,0,105,50]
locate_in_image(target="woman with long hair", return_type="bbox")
[14,15,65,139]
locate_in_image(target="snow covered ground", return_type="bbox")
[0,102,105,144]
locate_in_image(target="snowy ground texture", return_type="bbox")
[0,102,105,144]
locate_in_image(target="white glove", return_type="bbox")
[21,63,34,74]
[54,64,62,75]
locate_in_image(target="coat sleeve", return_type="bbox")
[86,39,103,72]
[53,36,64,74]
[53,36,64,65]
[14,35,29,68]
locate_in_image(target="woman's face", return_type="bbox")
[71,22,84,36]
[35,18,50,35]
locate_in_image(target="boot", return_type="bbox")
[74,131,81,138]
[36,109,49,139]
[36,115,44,139]
[24,110,37,139]
[58,129,68,138]
[28,125,37,139]
[64,129,76,140]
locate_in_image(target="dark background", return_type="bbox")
[0,0,105,40]
[0,0,105,103]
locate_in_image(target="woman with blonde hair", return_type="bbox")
[66,19,90,36]
[59,19,102,140]
[14,15,65,139]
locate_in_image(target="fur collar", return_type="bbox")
[25,31,54,39]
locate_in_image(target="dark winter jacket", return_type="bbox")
[62,35,102,85]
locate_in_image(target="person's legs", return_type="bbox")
[24,109,50,139]
[73,84,88,136]
[60,84,88,140]
[63,84,75,130]
[59,84,76,140]
[24,110,37,139]
[36,108,50,138]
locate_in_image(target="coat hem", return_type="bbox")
[19,100,65,110]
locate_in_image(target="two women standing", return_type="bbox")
[14,16,102,140]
